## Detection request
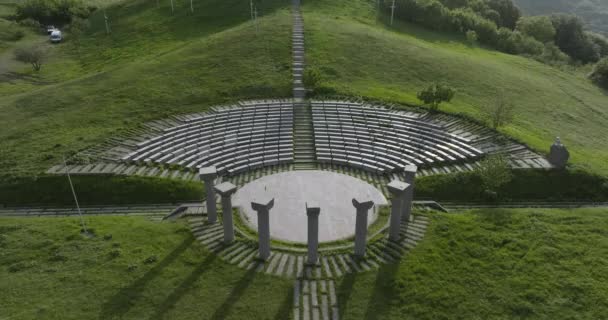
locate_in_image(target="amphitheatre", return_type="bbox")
[1,0,608,319]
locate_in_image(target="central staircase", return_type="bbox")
[291,0,316,170]
[293,102,316,170]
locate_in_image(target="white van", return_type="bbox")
[50,30,62,43]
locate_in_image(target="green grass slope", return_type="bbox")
[338,208,608,319]
[0,216,293,319]
[303,0,608,176]
[0,0,291,177]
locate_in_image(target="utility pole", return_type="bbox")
[250,0,254,21]
[254,5,259,35]
[190,0,194,12]
[170,0,174,13]
[390,0,396,26]
[104,10,110,34]
[63,156,89,235]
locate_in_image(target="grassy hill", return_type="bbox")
[338,208,608,319]
[0,216,293,319]
[0,0,292,177]
[513,0,608,35]
[303,0,608,176]
[1,0,608,182]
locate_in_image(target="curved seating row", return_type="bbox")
[122,102,294,175]
[312,101,483,173]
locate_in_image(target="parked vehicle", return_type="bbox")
[50,30,62,43]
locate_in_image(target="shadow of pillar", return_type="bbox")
[209,261,261,320]
[148,253,218,320]
[98,236,195,319]
[363,262,400,320]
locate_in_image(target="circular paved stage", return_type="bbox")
[233,171,388,243]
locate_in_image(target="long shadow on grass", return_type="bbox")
[208,261,261,320]
[273,280,296,320]
[337,270,358,317]
[98,236,194,319]
[148,253,217,320]
[363,262,400,320]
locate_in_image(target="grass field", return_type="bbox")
[0,0,292,178]
[3,209,607,319]
[337,208,608,319]
[303,0,608,177]
[0,216,293,319]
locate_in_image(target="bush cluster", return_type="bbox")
[15,0,93,26]
[384,0,608,65]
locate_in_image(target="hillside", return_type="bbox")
[513,0,608,35]
[0,0,292,177]
[303,0,608,176]
[1,0,608,180]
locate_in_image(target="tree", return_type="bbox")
[516,16,555,43]
[590,57,608,89]
[482,91,515,129]
[551,14,600,63]
[417,83,455,112]
[67,17,89,57]
[14,46,45,71]
[466,30,478,45]
[486,0,521,29]
[475,153,513,198]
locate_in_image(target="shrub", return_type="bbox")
[18,18,41,29]
[590,57,608,89]
[109,249,121,258]
[417,83,455,112]
[144,255,158,264]
[466,30,478,45]
[303,68,322,89]
[475,153,513,194]
[14,45,45,71]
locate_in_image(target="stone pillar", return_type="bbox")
[306,202,321,265]
[401,165,418,223]
[387,180,410,242]
[548,137,569,168]
[352,198,374,258]
[252,197,275,261]
[214,182,237,244]
[199,167,218,223]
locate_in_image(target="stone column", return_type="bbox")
[352,198,374,258]
[214,182,237,244]
[387,180,410,242]
[306,202,321,265]
[401,165,418,223]
[252,197,275,261]
[199,167,218,223]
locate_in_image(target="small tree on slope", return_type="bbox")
[417,83,455,112]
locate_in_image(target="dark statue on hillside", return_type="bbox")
[548,137,569,168]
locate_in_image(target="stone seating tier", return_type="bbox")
[311,102,483,173]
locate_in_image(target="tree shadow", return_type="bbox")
[272,280,295,320]
[363,262,400,320]
[337,271,358,317]
[208,261,261,320]
[148,253,218,320]
[98,236,195,319]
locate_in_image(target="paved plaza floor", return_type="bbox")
[233,170,388,243]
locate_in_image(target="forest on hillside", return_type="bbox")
[513,0,608,35]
